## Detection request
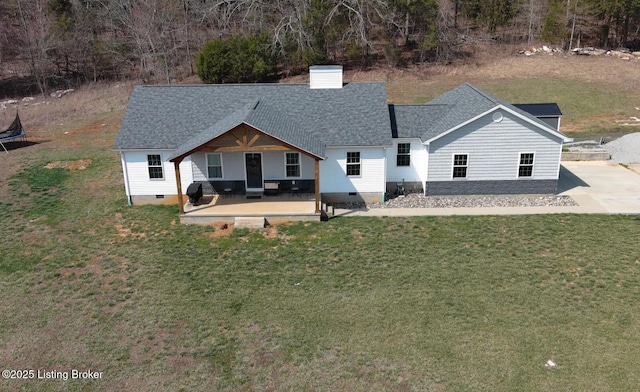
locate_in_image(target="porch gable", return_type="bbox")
[168,101,325,163]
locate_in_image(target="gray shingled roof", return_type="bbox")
[116,81,571,157]
[245,101,325,158]
[389,104,451,138]
[114,82,391,154]
[167,102,256,161]
[391,83,570,142]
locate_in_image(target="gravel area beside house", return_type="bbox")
[333,132,640,211]
[603,132,640,163]
[335,193,577,210]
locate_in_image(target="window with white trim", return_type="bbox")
[207,153,223,179]
[397,143,410,166]
[452,154,468,178]
[519,153,534,177]
[285,152,300,177]
[346,152,361,176]
[147,154,164,180]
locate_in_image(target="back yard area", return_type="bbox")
[1,54,640,391]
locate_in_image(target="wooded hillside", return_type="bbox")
[1,0,639,95]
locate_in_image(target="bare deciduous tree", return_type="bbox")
[2,0,640,93]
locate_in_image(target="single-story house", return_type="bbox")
[113,65,572,216]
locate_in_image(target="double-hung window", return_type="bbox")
[519,153,534,177]
[207,153,223,179]
[397,143,410,166]
[346,152,361,176]
[285,152,300,177]
[452,154,468,178]
[147,154,164,180]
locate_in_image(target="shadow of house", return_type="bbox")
[557,165,590,193]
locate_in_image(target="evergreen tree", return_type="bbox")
[196,34,277,84]
[542,0,567,44]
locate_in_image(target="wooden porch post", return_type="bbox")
[314,159,320,213]
[174,160,185,214]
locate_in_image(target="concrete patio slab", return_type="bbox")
[180,194,321,224]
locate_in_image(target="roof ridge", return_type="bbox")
[463,83,502,105]
[513,102,559,105]
[136,83,309,88]
[134,81,389,89]
[390,103,451,107]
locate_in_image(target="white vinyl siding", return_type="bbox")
[191,151,315,181]
[428,110,563,181]
[121,151,192,196]
[385,138,428,185]
[192,152,243,181]
[320,147,386,193]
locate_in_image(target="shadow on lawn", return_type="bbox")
[0,140,41,152]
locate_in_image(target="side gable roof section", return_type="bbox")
[389,104,452,139]
[168,101,326,162]
[422,83,572,144]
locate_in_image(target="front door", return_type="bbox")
[245,153,263,190]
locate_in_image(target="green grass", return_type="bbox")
[2,153,640,391]
[481,79,639,135]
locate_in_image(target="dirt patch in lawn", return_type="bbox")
[44,159,92,171]
[209,222,234,237]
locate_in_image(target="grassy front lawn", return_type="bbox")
[1,154,639,391]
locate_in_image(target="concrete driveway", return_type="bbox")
[558,161,640,213]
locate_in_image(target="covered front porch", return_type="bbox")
[167,101,326,224]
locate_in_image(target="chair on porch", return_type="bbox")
[290,181,301,198]
[221,181,235,198]
[264,180,280,196]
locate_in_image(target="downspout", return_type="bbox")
[382,146,388,202]
[314,159,320,213]
[424,143,430,196]
[120,152,133,205]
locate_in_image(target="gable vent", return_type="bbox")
[309,65,343,89]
